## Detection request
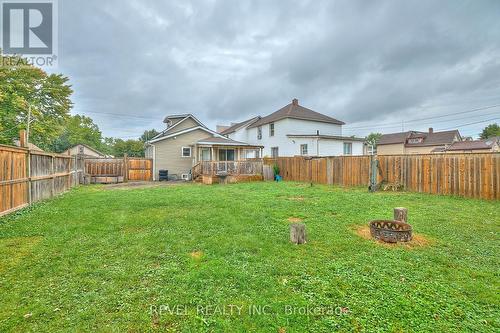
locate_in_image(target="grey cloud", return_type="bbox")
[58,0,500,138]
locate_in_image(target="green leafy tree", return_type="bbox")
[50,115,103,153]
[140,129,159,142]
[0,54,73,149]
[479,123,500,139]
[366,132,383,148]
[112,139,145,157]
[100,137,116,156]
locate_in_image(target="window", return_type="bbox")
[257,126,262,140]
[300,144,308,156]
[343,143,352,155]
[244,149,257,159]
[408,138,424,144]
[271,147,279,158]
[181,147,192,157]
[78,146,84,154]
[218,149,235,161]
[269,123,275,137]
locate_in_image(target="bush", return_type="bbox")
[273,164,280,176]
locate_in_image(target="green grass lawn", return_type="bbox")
[0,182,498,332]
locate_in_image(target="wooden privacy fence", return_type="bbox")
[265,156,372,187]
[0,144,84,217]
[377,153,499,200]
[84,157,153,181]
[265,153,500,200]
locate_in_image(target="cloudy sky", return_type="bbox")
[57,0,500,139]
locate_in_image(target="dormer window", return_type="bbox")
[408,138,424,144]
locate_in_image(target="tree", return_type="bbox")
[140,129,159,142]
[479,123,500,139]
[112,139,145,157]
[50,115,103,153]
[366,132,383,148]
[0,54,73,149]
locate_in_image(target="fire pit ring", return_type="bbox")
[369,220,412,243]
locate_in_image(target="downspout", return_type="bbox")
[317,138,320,156]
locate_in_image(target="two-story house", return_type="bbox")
[219,99,365,157]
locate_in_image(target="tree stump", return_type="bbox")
[290,223,307,244]
[394,207,408,224]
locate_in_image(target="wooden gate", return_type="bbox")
[84,157,153,181]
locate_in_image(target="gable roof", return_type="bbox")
[152,114,208,140]
[379,130,461,147]
[220,116,261,135]
[148,126,226,144]
[445,137,499,151]
[248,99,345,128]
[163,114,205,126]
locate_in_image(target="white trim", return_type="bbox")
[181,146,192,157]
[149,126,226,144]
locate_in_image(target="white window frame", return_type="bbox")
[269,123,275,137]
[257,126,262,140]
[300,144,308,156]
[181,146,192,157]
[343,142,352,155]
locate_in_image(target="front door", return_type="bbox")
[201,148,211,161]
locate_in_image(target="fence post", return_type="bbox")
[369,155,379,192]
[123,154,129,183]
[51,154,55,197]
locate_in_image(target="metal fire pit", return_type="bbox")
[369,220,412,243]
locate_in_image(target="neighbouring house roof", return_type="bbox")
[220,116,261,135]
[148,126,227,144]
[287,134,366,142]
[197,136,264,147]
[64,143,106,157]
[378,130,461,147]
[378,132,415,145]
[13,140,44,151]
[445,137,499,151]
[248,99,345,128]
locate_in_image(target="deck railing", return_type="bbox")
[193,160,263,178]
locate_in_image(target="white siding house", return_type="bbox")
[220,99,365,157]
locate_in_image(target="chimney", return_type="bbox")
[216,125,230,133]
[19,129,27,148]
[428,127,434,134]
[292,98,299,106]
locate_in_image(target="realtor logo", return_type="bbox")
[1,0,58,66]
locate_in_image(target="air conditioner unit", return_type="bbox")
[181,174,191,181]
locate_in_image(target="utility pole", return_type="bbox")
[26,104,32,145]
[401,120,405,132]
